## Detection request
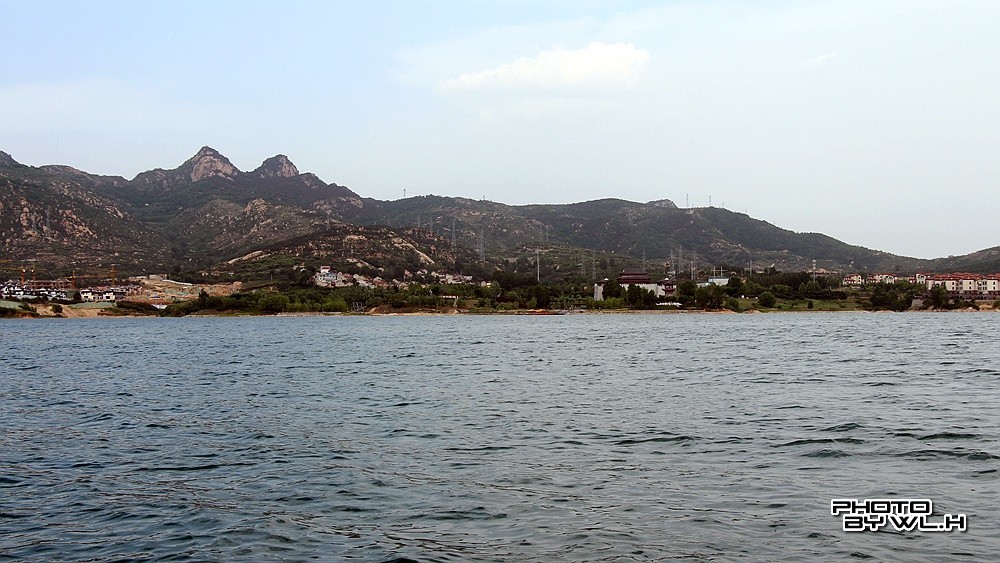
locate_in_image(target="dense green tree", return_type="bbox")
[770,284,793,299]
[724,276,744,297]
[677,280,697,300]
[927,285,952,309]
[696,284,725,310]
[758,291,777,308]
[743,281,763,298]
[804,280,822,297]
[259,293,290,313]
[602,280,624,299]
[868,282,917,311]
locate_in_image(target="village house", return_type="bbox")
[869,273,897,284]
[843,274,864,286]
[314,266,354,288]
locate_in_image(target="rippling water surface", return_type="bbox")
[2,313,998,561]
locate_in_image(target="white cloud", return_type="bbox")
[440,42,649,91]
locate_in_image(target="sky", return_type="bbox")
[2,0,998,259]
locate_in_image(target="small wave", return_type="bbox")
[895,449,1000,461]
[775,438,864,447]
[444,445,515,451]
[822,423,862,432]
[917,432,980,441]
[615,435,695,445]
[136,462,255,472]
[802,449,851,458]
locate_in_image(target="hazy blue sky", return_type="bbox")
[2,1,998,259]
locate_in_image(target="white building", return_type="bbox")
[594,268,675,300]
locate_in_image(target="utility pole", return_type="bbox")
[536,248,540,282]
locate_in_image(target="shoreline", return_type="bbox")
[3,305,996,319]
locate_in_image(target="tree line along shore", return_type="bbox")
[3,266,998,318]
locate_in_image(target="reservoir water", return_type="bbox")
[1,313,998,561]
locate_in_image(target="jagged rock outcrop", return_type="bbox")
[187,146,239,182]
[131,146,239,189]
[252,155,299,179]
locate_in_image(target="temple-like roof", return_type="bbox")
[617,268,652,284]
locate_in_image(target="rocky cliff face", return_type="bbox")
[0,155,170,273]
[131,146,240,190]
[186,146,239,182]
[251,155,299,179]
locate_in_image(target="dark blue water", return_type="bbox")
[2,313,998,561]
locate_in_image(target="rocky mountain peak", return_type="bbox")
[252,154,299,178]
[0,151,23,168]
[181,146,239,182]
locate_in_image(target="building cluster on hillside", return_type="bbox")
[0,279,142,302]
[1,279,73,301]
[77,286,142,302]
[313,266,481,290]
[845,272,1000,299]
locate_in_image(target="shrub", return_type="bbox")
[259,293,290,314]
[758,291,777,308]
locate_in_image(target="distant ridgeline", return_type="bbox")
[2,147,999,281]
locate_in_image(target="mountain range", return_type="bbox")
[2,147,998,280]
